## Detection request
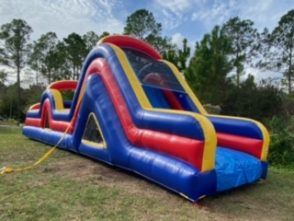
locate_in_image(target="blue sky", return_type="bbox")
[0,0,294,85]
[0,0,293,47]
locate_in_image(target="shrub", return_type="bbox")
[222,78,283,122]
[268,116,294,166]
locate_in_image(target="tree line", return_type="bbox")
[0,9,294,120]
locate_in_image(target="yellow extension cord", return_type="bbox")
[0,123,72,176]
[0,77,87,176]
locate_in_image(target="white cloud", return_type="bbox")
[0,0,124,39]
[190,0,293,31]
[0,0,124,86]
[191,0,238,29]
[152,0,202,31]
[171,33,185,46]
[154,0,194,15]
[159,9,183,30]
[237,0,287,31]
[228,65,283,87]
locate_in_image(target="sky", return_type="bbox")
[0,0,294,85]
[1,0,293,45]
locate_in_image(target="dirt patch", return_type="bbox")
[43,152,171,198]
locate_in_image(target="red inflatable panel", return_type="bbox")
[163,90,184,110]
[140,130,204,168]
[49,80,78,90]
[31,103,40,110]
[101,35,162,60]
[25,117,42,127]
[217,133,263,159]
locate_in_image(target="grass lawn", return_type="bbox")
[0,126,294,221]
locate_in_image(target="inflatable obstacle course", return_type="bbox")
[23,35,270,201]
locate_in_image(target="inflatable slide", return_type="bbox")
[23,35,270,201]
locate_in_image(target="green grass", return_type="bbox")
[0,126,294,221]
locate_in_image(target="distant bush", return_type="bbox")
[222,77,283,122]
[281,95,294,117]
[268,116,294,166]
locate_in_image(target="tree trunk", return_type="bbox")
[77,65,81,80]
[16,64,21,122]
[48,70,51,84]
[36,71,39,85]
[235,51,241,87]
[75,66,79,80]
[36,62,39,85]
[288,73,292,94]
[288,50,292,94]
[236,66,241,87]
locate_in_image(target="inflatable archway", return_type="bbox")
[23,35,270,201]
